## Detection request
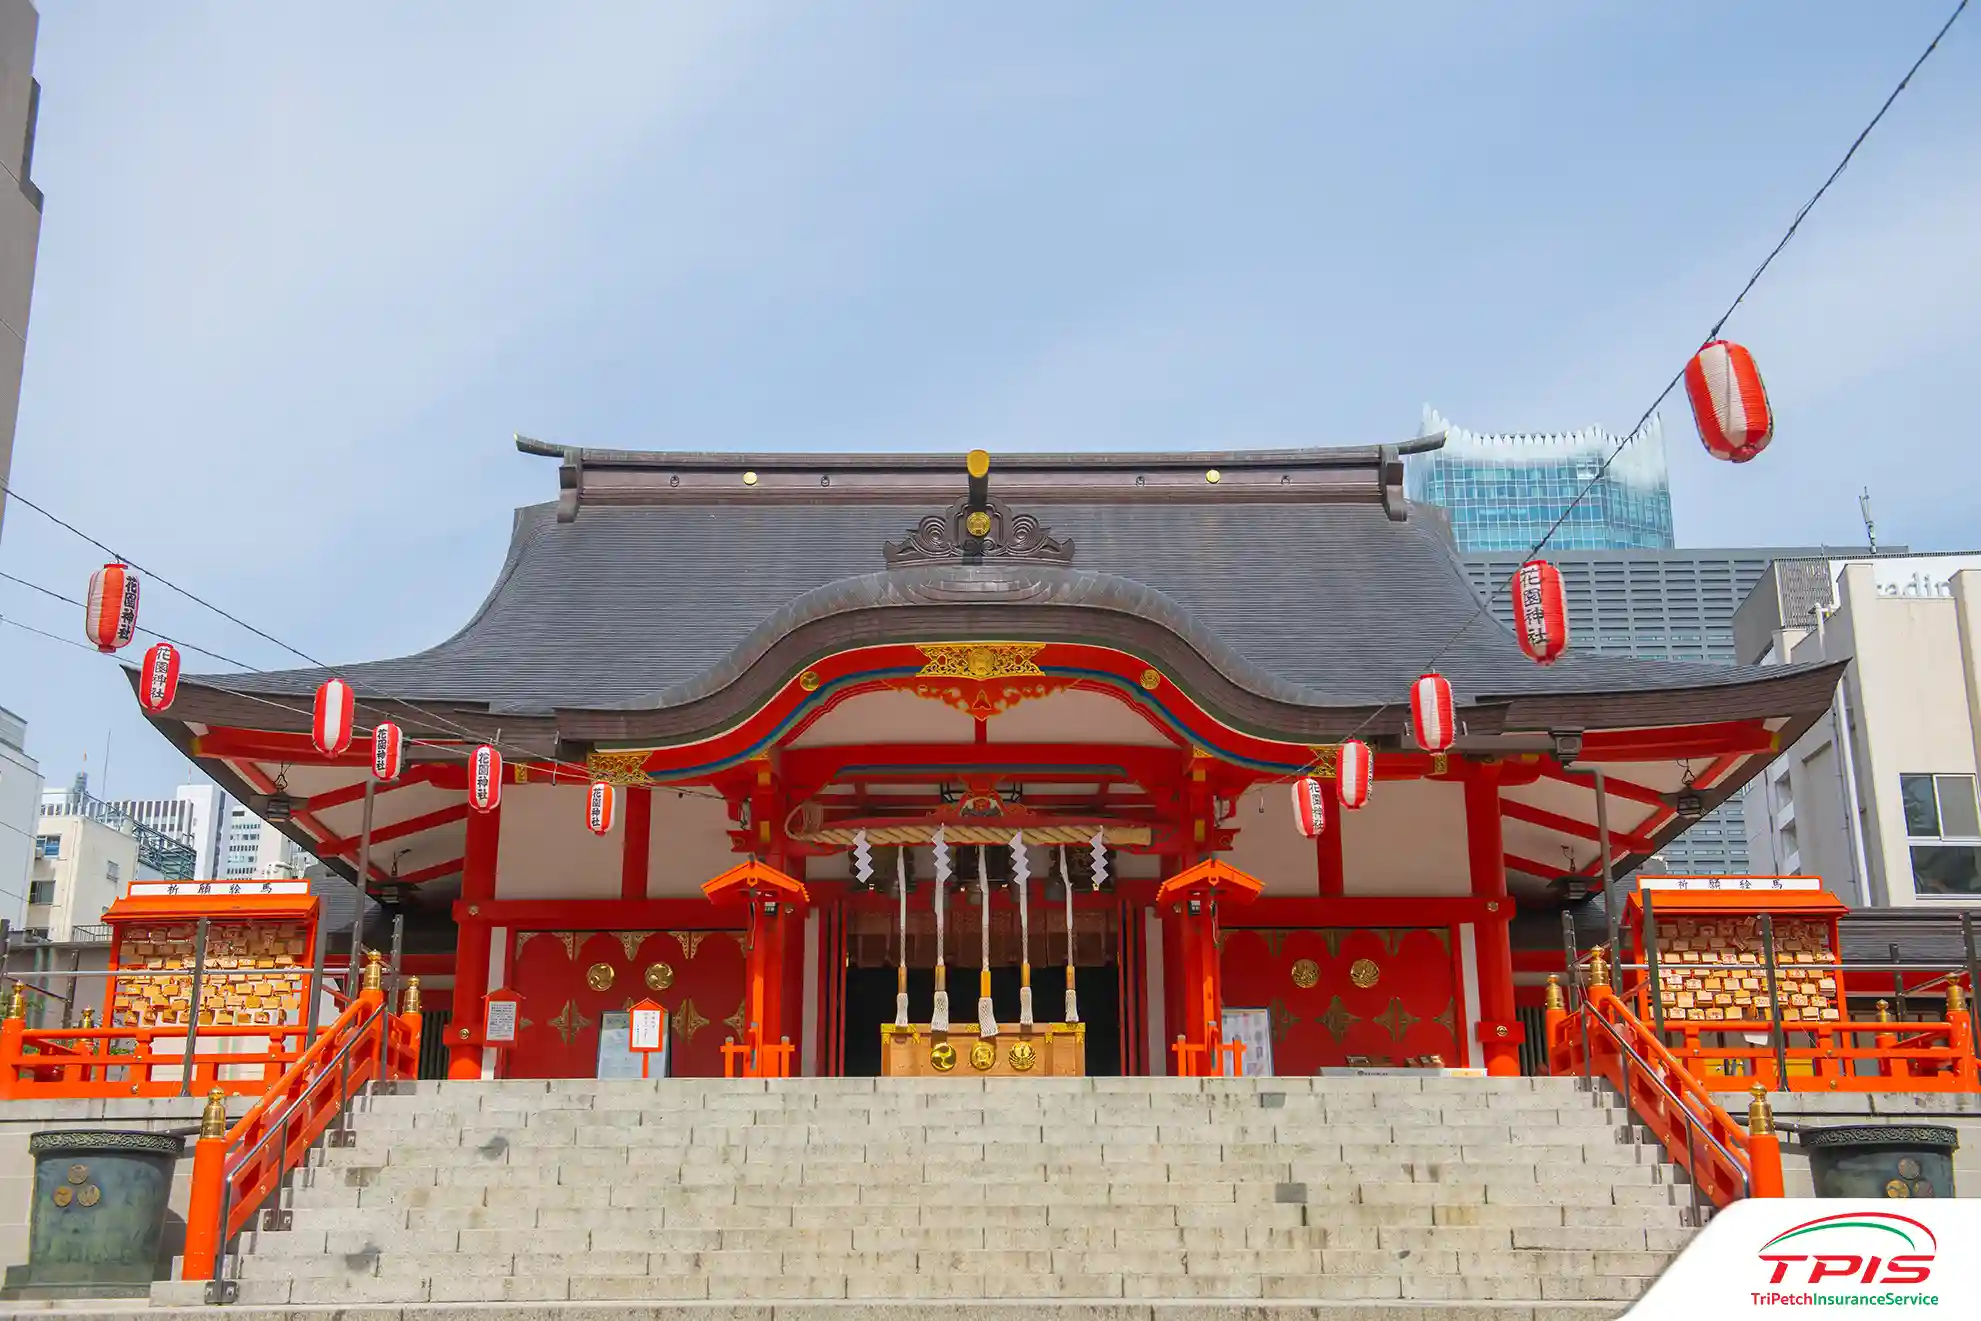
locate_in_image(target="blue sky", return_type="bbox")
[2,1,1977,802]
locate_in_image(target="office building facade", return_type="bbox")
[1411,406,1674,553]
[1735,553,1981,909]
[105,784,230,879]
[0,705,39,919]
[0,0,40,537]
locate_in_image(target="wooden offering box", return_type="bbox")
[101,881,320,1031]
[1624,879,1846,1029]
[880,1023,1085,1078]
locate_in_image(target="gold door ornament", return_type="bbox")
[915,643,1045,680]
[585,963,616,992]
[645,962,675,991]
[1290,958,1320,989]
[1349,958,1382,989]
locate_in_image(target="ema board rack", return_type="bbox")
[100,882,320,1031]
[1623,878,1846,1029]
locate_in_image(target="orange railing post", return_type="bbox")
[180,1088,229,1281]
[0,984,26,1101]
[1542,975,1568,1074]
[1948,980,1976,1086]
[1746,1084,1786,1197]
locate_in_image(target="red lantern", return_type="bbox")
[1513,559,1569,665]
[1337,739,1372,810]
[371,721,403,782]
[587,781,616,835]
[469,744,502,813]
[137,642,181,712]
[312,678,354,757]
[1291,776,1327,839]
[1411,673,1455,753]
[84,562,140,653]
[1684,340,1772,462]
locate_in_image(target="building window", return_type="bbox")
[35,835,60,860]
[106,860,120,883]
[1901,773,1981,896]
[27,880,54,906]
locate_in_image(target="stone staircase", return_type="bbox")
[154,1074,1699,1309]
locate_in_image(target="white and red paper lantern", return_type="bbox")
[1684,340,1772,463]
[1513,559,1569,665]
[312,678,354,757]
[371,721,404,782]
[1337,738,1373,810]
[137,641,181,712]
[84,562,140,653]
[586,781,617,835]
[469,744,502,813]
[1291,776,1327,839]
[1410,672,1455,753]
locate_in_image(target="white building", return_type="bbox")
[0,706,41,923]
[1734,553,1981,909]
[105,783,230,879]
[223,801,317,879]
[27,790,140,941]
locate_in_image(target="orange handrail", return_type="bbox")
[1549,977,1777,1207]
[180,976,420,1284]
[0,1021,320,1099]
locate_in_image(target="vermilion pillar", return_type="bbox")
[1464,762,1521,1076]
[448,800,502,1080]
[621,787,652,901]
[703,860,808,1076]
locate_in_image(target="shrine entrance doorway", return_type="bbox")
[837,903,1126,1077]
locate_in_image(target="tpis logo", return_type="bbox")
[1758,1211,1937,1287]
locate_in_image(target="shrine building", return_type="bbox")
[133,437,1843,1083]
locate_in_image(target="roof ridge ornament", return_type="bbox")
[884,450,1074,568]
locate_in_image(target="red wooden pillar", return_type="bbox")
[1156,860,1263,1076]
[704,861,807,1076]
[1315,798,1345,898]
[448,801,502,1080]
[620,787,652,901]
[1464,762,1521,1076]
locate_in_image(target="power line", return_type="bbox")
[1354,0,1969,746]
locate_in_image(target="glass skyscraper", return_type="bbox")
[1408,407,1675,553]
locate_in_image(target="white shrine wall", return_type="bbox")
[1341,779,1470,895]
[494,784,620,900]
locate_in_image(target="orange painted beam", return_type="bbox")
[321,804,469,855]
[1500,798,1656,852]
[1580,721,1775,760]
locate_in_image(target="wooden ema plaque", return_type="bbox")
[880,1024,1085,1078]
[1626,884,1847,1027]
[101,891,319,1030]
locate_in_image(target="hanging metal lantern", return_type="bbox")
[371,721,404,782]
[1684,340,1772,463]
[469,744,502,813]
[1291,776,1327,839]
[137,641,181,713]
[1337,739,1373,810]
[1410,673,1455,753]
[587,781,616,835]
[1513,559,1569,665]
[84,562,140,653]
[312,678,354,757]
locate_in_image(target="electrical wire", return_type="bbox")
[1336,0,1969,756]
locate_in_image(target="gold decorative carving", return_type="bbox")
[616,932,652,962]
[645,962,675,991]
[1349,958,1382,989]
[930,1042,957,1072]
[1374,997,1419,1041]
[968,1040,996,1071]
[673,998,709,1046]
[722,1003,747,1040]
[965,510,992,538]
[916,643,1045,681]
[1316,996,1356,1041]
[672,931,710,961]
[586,749,654,787]
[1138,668,1162,691]
[911,678,1056,721]
[1430,752,1449,777]
[1008,1041,1037,1072]
[799,670,821,692]
[548,1000,594,1046]
[585,963,615,992]
[1306,745,1340,778]
[1290,959,1320,990]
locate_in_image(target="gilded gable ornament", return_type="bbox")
[884,497,1073,567]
